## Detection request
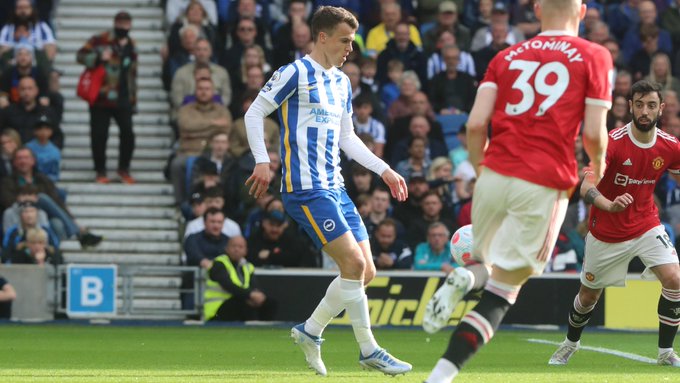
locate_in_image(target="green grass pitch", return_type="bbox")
[0,324,677,382]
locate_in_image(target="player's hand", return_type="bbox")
[199,258,213,270]
[248,291,266,307]
[608,193,633,213]
[381,168,408,202]
[245,163,271,198]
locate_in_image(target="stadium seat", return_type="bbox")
[185,156,197,194]
[436,113,468,150]
[419,21,437,36]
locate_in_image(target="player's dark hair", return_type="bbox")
[630,80,664,103]
[310,6,358,42]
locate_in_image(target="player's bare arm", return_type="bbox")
[581,169,633,213]
[582,104,609,183]
[466,86,496,176]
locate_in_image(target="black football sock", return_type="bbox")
[658,288,680,349]
[567,294,596,343]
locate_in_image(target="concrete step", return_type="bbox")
[63,112,169,125]
[65,135,172,149]
[58,182,173,195]
[94,228,177,241]
[68,205,176,219]
[59,40,161,55]
[67,193,173,207]
[60,0,161,6]
[62,147,169,161]
[61,124,171,137]
[61,88,168,102]
[60,170,165,183]
[116,298,182,310]
[61,76,163,89]
[58,29,165,42]
[77,217,178,230]
[61,239,180,253]
[55,52,162,66]
[57,6,161,19]
[63,252,179,266]
[65,100,168,113]
[60,64,161,78]
[117,276,182,288]
[62,158,167,171]
[56,18,163,31]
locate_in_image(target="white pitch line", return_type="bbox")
[527,338,656,364]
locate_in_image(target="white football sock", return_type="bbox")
[426,358,459,383]
[305,276,344,337]
[340,278,379,356]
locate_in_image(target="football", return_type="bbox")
[450,224,475,266]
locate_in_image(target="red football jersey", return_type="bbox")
[480,31,613,190]
[590,124,680,242]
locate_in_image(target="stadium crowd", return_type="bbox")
[1,0,680,277]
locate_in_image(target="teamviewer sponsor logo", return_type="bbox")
[614,173,629,186]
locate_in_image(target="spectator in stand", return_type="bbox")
[25,115,60,182]
[414,222,455,272]
[387,70,423,122]
[606,95,631,132]
[376,22,427,88]
[0,147,102,247]
[224,0,272,53]
[366,2,422,58]
[406,191,457,250]
[427,29,476,80]
[166,1,219,62]
[0,276,15,319]
[220,18,261,75]
[428,156,456,215]
[242,190,277,239]
[272,0,310,52]
[4,226,61,265]
[428,44,477,115]
[229,89,279,157]
[470,2,525,52]
[646,52,680,96]
[661,0,680,51]
[184,207,231,269]
[178,64,223,106]
[663,114,680,138]
[606,0,641,41]
[2,202,60,263]
[395,136,432,182]
[190,132,237,189]
[662,90,680,122]
[614,70,633,98]
[391,115,448,166]
[184,186,242,239]
[204,235,277,321]
[164,24,200,89]
[247,209,318,267]
[578,7,602,39]
[473,20,509,81]
[379,59,403,111]
[585,19,610,45]
[467,0,493,35]
[422,1,471,54]
[601,38,628,74]
[342,61,385,124]
[272,21,311,70]
[3,184,56,239]
[0,0,57,64]
[76,11,137,184]
[234,44,271,98]
[393,172,430,225]
[171,78,232,205]
[630,24,664,81]
[512,0,540,38]
[345,162,375,201]
[363,186,397,238]
[360,57,378,93]
[242,65,266,95]
[622,1,672,64]
[386,91,443,159]
[166,0,218,26]
[0,43,49,107]
[0,129,20,179]
[0,76,62,148]
[352,94,385,158]
[171,38,232,118]
[370,218,413,270]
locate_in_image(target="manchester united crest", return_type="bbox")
[585,272,595,282]
[652,157,664,170]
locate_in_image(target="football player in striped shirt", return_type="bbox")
[244,5,411,377]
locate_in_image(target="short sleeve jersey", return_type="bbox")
[259,55,352,193]
[590,124,680,242]
[479,31,613,190]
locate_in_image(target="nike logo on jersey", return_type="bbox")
[623,158,632,166]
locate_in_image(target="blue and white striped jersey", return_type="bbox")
[259,55,353,193]
[0,22,56,49]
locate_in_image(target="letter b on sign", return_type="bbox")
[67,265,117,317]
